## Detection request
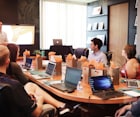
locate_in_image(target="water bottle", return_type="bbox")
[77,81,83,91]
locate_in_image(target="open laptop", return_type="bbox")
[53,39,63,46]
[50,67,82,93]
[29,61,56,79]
[127,79,140,88]
[89,76,124,100]
[22,58,32,70]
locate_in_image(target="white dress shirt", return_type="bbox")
[88,50,107,65]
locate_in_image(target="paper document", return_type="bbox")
[123,90,140,97]
[44,80,62,85]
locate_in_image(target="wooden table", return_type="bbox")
[25,72,138,104]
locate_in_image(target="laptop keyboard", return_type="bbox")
[50,83,75,92]
[94,90,124,100]
[129,81,138,87]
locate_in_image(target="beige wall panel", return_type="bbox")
[109,3,128,66]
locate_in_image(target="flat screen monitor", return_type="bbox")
[2,25,35,45]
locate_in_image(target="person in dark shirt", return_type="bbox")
[0,45,43,117]
[6,43,71,115]
[115,99,140,117]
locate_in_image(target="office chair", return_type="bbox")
[105,51,112,65]
[137,55,140,63]
[0,83,20,117]
[74,48,89,59]
[0,83,56,117]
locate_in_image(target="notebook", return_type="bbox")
[53,39,62,46]
[89,76,124,100]
[22,58,32,70]
[50,67,82,93]
[29,61,56,79]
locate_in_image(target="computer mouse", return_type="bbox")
[67,89,74,93]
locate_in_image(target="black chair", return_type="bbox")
[0,83,20,117]
[105,51,112,65]
[74,48,89,59]
[0,83,56,117]
[137,55,140,63]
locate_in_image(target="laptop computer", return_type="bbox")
[53,39,62,46]
[29,61,56,79]
[89,76,124,100]
[127,79,140,88]
[22,58,32,70]
[50,67,82,93]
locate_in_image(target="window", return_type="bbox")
[40,0,87,49]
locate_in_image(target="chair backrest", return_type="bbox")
[137,55,140,63]
[74,48,89,59]
[0,83,20,117]
[0,83,56,117]
[105,51,112,65]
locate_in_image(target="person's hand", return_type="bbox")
[115,105,131,117]
[29,93,36,101]
[35,95,44,104]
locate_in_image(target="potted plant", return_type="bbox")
[33,50,41,57]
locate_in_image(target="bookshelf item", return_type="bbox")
[87,24,92,31]
[134,34,137,45]
[92,22,98,30]
[98,22,104,30]
[96,35,105,45]
[92,6,102,15]
[135,0,138,8]
[134,16,138,26]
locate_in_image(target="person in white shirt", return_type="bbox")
[88,37,107,65]
[0,21,8,44]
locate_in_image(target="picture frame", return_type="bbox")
[92,22,98,30]
[135,0,138,8]
[98,22,104,30]
[92,6,102,15]
[87,24,92,31]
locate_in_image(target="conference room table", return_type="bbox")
[24,63,138,105]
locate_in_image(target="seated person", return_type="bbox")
[88,37,107,65]
[0,45,43,117]
[6,43,71,115]
[120,44,140,79]
[115,99,140,117]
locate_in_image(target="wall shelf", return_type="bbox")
[88,14,108,18]
[87,29,108,32]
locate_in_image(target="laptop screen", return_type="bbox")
[25,58,32,68]
[45,62,56,76]
[89,76,114,92]
[65,67,82,86]
[53,39,62,45]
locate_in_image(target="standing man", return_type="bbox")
[88,37,107,65]
[0,21,8,44]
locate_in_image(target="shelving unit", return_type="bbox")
[87,0,137,54]
[86,1,108,52]
[88,14,107,18]
[87,29,107,32]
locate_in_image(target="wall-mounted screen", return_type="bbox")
[2,25,35,45]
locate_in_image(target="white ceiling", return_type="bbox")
[66,0,98,3]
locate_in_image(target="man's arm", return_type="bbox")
[131,99,140,116]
